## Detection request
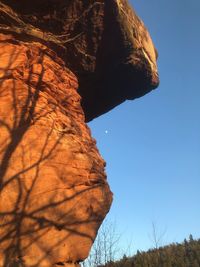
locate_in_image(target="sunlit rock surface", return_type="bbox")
[0,0,159,121]
[0,34,112,266]
[0,0,159,266]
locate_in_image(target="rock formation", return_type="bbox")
[0,1,159,266]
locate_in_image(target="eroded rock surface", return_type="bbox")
[0,0,159,266]
[0,34,112,266]
[0,0,159,121]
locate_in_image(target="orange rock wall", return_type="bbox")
[0,34,112,266]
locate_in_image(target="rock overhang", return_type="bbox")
[0,0,159,122]
[0,0,159,265]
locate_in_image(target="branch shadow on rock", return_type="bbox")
[0,41,103,267]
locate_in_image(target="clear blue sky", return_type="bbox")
[89,0,200,255]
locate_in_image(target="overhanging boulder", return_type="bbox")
[0,1,159,266]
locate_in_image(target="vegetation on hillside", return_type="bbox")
[100,235,200,267]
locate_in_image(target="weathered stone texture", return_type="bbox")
[0,34,112,266]
[0,0,159,121]
[0,0,159,266]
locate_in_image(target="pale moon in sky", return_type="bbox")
[105,130,108,134]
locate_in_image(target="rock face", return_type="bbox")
[0,1,159,266]
[0,0,159,121]
[0,34,112,266]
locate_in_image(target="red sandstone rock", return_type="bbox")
[0,34,112,266]
[0,1,159,266]
[0,0,159,121]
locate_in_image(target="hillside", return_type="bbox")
[101,235,200,267]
